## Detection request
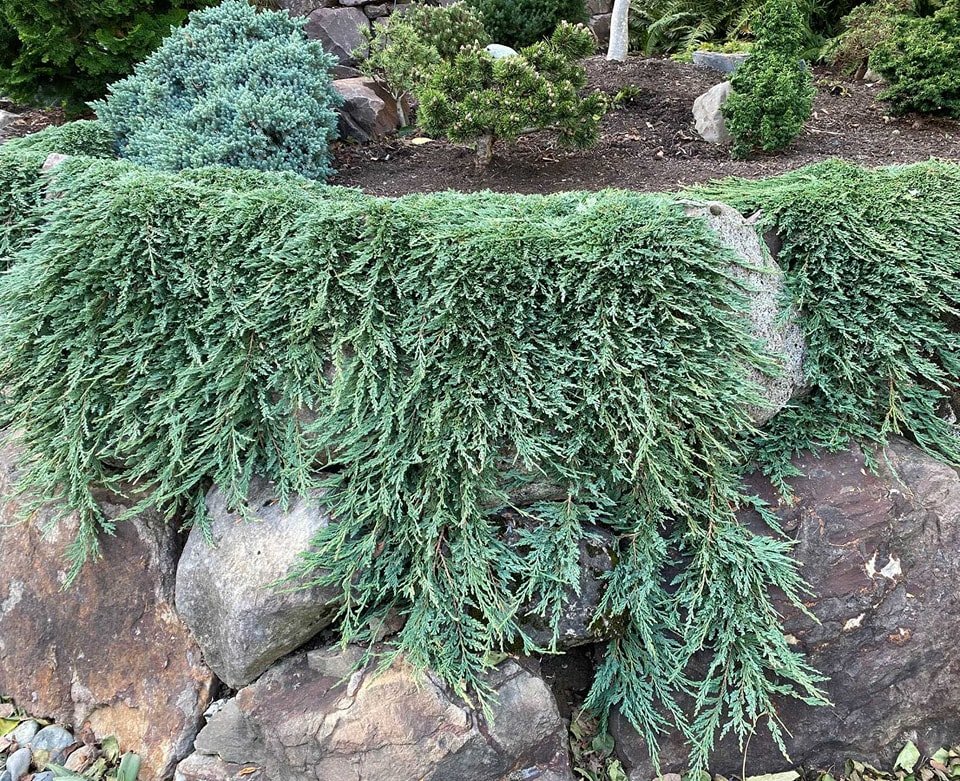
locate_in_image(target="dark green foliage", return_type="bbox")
[821,0,913,78]
[630,0,853,55]
[93,0,342,180]
[870,0,960,117]
[0,0,214,111]
[695,159,960,492]
[0,134,833,767]
[465,0,587,48]
[418,22,605,168]
[723,0,815,158]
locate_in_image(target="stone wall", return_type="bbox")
[6,433,960,780]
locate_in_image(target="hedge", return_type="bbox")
[3,125,960,769]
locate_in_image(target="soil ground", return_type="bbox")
[332,56,960,196]
[4,56,958,195]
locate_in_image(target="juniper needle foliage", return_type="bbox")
[0,134,837,766]
[696,159,960,489]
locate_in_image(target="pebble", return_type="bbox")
[28,724,74,764]
[64,743,98,772]
[10,720,39,746]
[32,774,54,781]
[2,746,31,781]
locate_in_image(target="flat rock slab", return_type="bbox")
[0,441,215,781]
[181,648,575,781]
[615,437,960,776]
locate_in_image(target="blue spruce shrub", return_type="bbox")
[93,0,343,180]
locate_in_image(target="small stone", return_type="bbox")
[29,725,74,764]
[485,43,519,59]
[11,720,39,746]
[42,153,68,172]
[3,747,31,781]
[693,81,733,145]
[64,743,98,773]
[0,110,19,132]
[32,774,54,781]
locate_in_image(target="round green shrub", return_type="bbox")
[723,0,815,158]
[93,0,343,181]
[418,21,605,168]
[465,0,588,48]
[0,0,215,111]
[870,0,960,117]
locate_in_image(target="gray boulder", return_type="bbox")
[485,43,519,59]
[682,200,806,425]
[0,109,19,133]
[305,7,370,65]
[692,51,750,74]
[615,437,960,776]
[693,80,733,145]
[178,649,575,781]
[175,479,341,689]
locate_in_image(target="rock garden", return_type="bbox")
[1,1,960,780]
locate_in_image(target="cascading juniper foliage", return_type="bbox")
[0,133,829,767]
[694,159,960,490]
[92,0,343,180]
[4,129,960,768]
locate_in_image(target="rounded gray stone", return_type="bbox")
[4,747,32,781]
[11,720,39,746]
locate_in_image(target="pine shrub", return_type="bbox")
[417,22,606,169]
[869,0,960,117]
[405,1,491,61]
[723,0,815,158]
[465,0,588,48]
[0,0,214,111]
[93,0,343,180]
[358,2,489,126]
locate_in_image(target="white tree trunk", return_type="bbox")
[606,0,631,62]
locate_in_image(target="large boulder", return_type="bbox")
[683,200,806,425]
[0,442,215,781]
[615,437,960,777]
[333,77,405,142]
[176,648,575,781]
[175,479,341,689]
[693,81,733,145]
[305,7,370,65]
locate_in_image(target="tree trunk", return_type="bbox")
[475,134,494,171]
[606,0,631,62]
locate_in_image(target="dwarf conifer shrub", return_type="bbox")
[0,0,214,110]
[466,0,587,48]
[406,1,491,61]
[418,22,605,169]
[722,0,815,158]
[869,0,960,117]
[93,0,342,180]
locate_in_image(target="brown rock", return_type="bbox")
[614,438,960,776]
[0,441,215,781]
[305,7,370,65]
[182,648,574,781]
[588,14,612,47]
[333,77,407,141]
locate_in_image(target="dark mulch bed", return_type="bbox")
[0,99,68,144]
[3,56,958,195]
[331,56,960,196]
